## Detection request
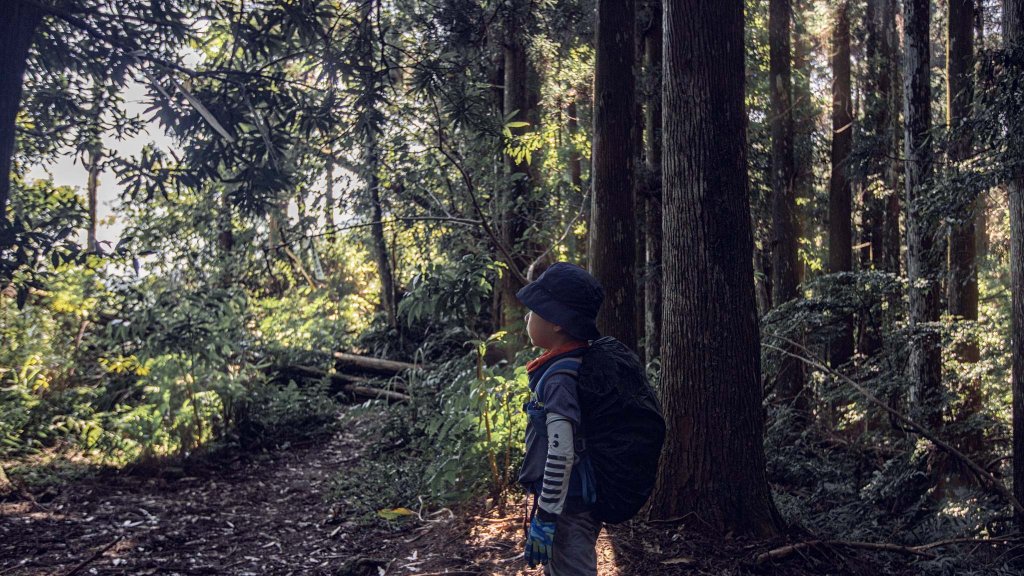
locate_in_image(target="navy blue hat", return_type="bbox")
[515,262,604,341]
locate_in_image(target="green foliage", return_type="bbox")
[329,335,532,518]
[399,254,500,328]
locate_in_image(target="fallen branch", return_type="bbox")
[277,365,410,403]
[763,338,1024,517]
[755,539,936,564]
[756,536,1023,565]
[332,351,423,375]
[63,536,123,576]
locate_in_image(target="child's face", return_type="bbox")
[525,310,565,349]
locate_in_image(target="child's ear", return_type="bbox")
[553,325,563,333]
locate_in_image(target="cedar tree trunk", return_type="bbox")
[904,0,942,426]
[590,0,637,349]
[947,0,980,362]
[770,0,808,414]
[1004,0,1024,527]
[649,0,781,537]
[828,2,854,366]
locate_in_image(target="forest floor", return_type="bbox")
[0,406,950,576]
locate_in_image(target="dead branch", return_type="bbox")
[756,536,1023,565]
[755,539,936,564]
[276,365,410,403]
[63,536,123,576]
[763,338,1024,517]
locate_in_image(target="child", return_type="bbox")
[515,262,604,576]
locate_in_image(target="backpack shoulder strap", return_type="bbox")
[535,357,582,401]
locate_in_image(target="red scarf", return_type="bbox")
[526,341,588,374]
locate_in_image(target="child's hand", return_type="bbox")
[524,513,556,567]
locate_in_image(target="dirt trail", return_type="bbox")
[1,408,822,576]
[1,413,391,575]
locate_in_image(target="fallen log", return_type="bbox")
[332,351,424,375]
[277,365,410,403]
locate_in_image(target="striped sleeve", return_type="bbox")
[538,412,575,515]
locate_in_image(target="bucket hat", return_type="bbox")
[515,262,604,341]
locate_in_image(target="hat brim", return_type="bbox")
[516,282,601,341]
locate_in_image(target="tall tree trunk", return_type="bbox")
[1004,0,1024,528]
[358,3,397,329]
[829,1,854,366]
[0,3,42,227]
[591,0,637,349]
[770,0,807,415]
[634,5,646,361]
[793,0,813,286]
[947,0,980,362]
[500,0,534,328]
[860,0,893,356]
[904,0,942,426]
[881,0,903,275]
[649,0,781,537]
[644,0,662,364]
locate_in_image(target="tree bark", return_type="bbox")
[650,0,781,537]
[828,2,854,366]
[904,0,942,426]
[947,0,980,362]
[500,0,536,329]
[358,3,397,329]
[882,0,902,275]
[769,0,807,414]
[366,137,397,328]
[1004,0,1024,528]
[793,0,813,281]
[85,146,102,253]
[644,0,662,363]
[590,0,637,350]
[0,3,43,227]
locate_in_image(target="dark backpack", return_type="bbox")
[537,337,666,524]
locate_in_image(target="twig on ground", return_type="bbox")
[755,539,937,564]
[63,535,124,576]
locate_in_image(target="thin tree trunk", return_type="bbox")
[770,0,807,414]
[568,101,583,192]
[367,136,397,328]
[325,153,335,235]
[883,0,902,275]
[1004,0,1024,528]
[644,0,662,363]
[0,3,43,227]
[947,0,980,362]
[793,0,813,286]
[904,0,942,427]
[650,0,781,537]
[829,2,854,366]
[85,145,102,253]
[591,0,637,349]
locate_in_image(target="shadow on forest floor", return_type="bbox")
[3,405,1024,576]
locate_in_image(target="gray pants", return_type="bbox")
[544,509,602,576]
